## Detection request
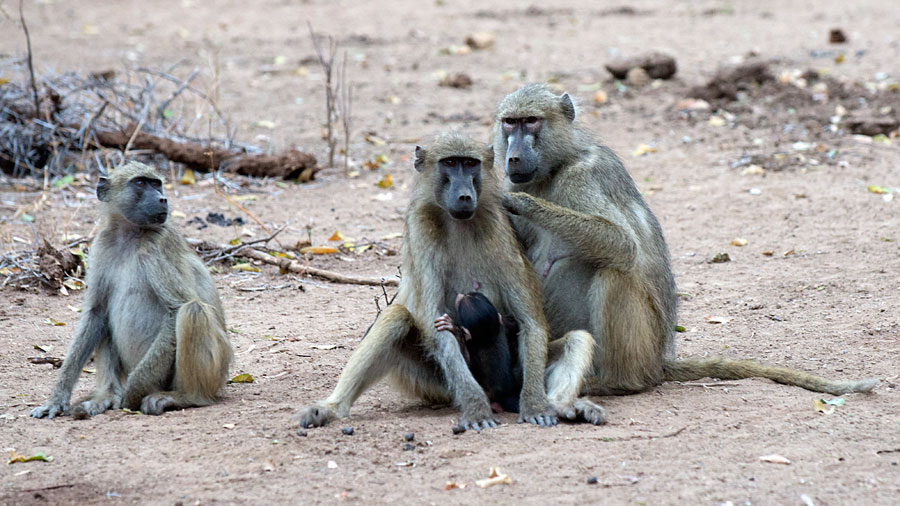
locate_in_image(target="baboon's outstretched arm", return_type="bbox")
[504,191,636,270]
[30,308,108,418]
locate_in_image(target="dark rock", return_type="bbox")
[605,52,677,80]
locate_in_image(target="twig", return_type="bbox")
[600,426,688,442]
[678,382,741,388]
[18,0,40,118]
[339,50,353,173]
[308,22,339,168]
[28,356,63,368]
[186,238,399,286]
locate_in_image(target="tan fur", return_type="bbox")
[297,131,601,430]
[31,161,232,419]
[496,84,877,397]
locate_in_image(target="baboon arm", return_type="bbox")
[31,308,108,418]
[504,192,636,270]
[121,319,177,410]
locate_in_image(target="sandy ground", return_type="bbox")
[1,0,899,504]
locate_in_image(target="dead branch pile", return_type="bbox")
[1,238,85,292]
[0,64,318,180]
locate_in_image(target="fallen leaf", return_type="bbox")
[365,135,387,146]
[53,174,75,189]
[179,169,196,185]
[444,481,467,490]
[464,32,495,50]
[375,154,390,165]
[328,231,345,242]
[867,185,890,195]
[327,460,338,469]
[377,174,394,188]
[708,115,727,127]
[762,250,774,256]
[674,325,686,332]
[7,450,53,464]
[705,316,733,324]
[34,344,54,352]
[380,232,402,240]
[813,398,835,414]
[232,195,258,202]
[759,454,791,465]
[593,90,609,104]
[252,120,277,129]
[476,467,513,488]
[231,263,261,272]
[228,373,254,384]
[709,252,731,263]
[170,210,187,219]
[741,165,765,176]
[300,246,339,255]
[223,423,236,429]
[631,144,657,157]
[730,238,748,247]
[43,318,65,326]
[311,344,338,350]
[67,304,81,313]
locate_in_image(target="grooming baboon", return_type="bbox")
[297,132,602,431]
[495,83,877,400]
[31,162,232,419]
[435,291,523,413]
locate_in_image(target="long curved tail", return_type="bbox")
[663,357,878,396]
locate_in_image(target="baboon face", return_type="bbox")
[434,156,482,220]
[455,292,502,342]
[501,116,543,184]
[496,84,576,185]
[98,174,169,227]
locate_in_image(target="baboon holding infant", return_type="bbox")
[31,162,232,419]
[297,132,602,430]
[496,83,877,399]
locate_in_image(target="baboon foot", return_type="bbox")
[30,399,68,419]
[76,396,118,418]
[296,405,338,429]
[555,397,607,425]
[140,393,175,415]
[518,401,558,427]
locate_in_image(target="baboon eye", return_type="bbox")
[525,116,539,124]
[503,118,516,126]
[134,179,145,187]
[444,159,456,167]
[464,159,476,167]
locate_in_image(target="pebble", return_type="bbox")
[404,432,415,442]
[402,443,415,451]
[297,429,308,437]
[341,426,355,436]
[587,476,599,485]
[452,425,466,435]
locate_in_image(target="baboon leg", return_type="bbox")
[546,330,606,425]
[119,319,177,411]
[73,336,125,417]
[589,272,664,394]
[140,301,232,416]
[298,304,437,428]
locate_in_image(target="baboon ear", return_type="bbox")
[560,92,576,122]
[97,177,111,202]
[414,146,427,172]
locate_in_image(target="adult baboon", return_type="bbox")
[435,291,523,413]
[494,83,877,398]
[31,162,232,419]
[297,132,601,431]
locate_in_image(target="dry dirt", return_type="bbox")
[2,1,899,504]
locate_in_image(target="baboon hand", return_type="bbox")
[434,314,455,333]
[518,403,558,427]
[501,192,536,216]
[296,405,338,429]
[456,402,498,432]
[30,399,69,419]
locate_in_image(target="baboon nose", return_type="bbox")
[508,156,520,166]
[160,197,167,204]
[458,194,472,202]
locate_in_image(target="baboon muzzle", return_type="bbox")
[505,137,537,184]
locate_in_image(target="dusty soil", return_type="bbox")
[2,0,899,504]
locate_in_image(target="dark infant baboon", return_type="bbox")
[296,131,603,431]
[494,83,877,401]
[435,291,523,413]
[31,161,233,419]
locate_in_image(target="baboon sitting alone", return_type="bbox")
[435,291,523,413]
[31,161,233,419]
[494,84,877,399]
[297,132,602,431]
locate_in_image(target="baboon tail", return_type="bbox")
[175,300,232,403]
[662,357,878,396]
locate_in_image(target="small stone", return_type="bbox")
[626,67,650,87]
[465,32,495,50]
[341,426,355,436]
[403,432,415,442]
[452,425,466,435]
[296,428,308,437]
[829,28,847,44]
[402,443,415,451]
[587,476,599,485]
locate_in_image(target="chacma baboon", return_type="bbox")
[296,131,602,431]
[494,83,877,399]
[435,291,523,413]
[31,161,233,419]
